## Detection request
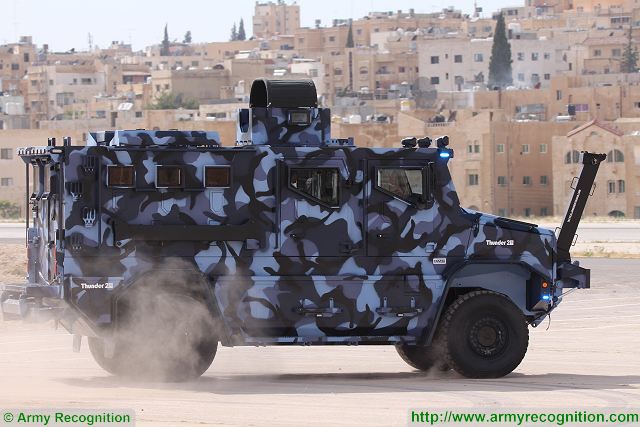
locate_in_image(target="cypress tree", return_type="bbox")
[230,23,237,41]
[183,30,192,44]
[346,20,354,48]
[488,13,513,89]
[238,19,246,41]
[621,25,638,73]
[161,24,170,56]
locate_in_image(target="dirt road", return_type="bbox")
[1,258,639,426]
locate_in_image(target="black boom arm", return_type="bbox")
[556,151,607,263]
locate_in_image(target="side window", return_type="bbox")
[107,165,135,188]
[156,166,183,188]
[289,168,339,207]
[376,168,424,203]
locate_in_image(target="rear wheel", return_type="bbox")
[441,290,529,378]
[89,292,219,382]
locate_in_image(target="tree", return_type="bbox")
[183,30,192,44]
[238,18,246,41]
[621,25,638,73]
[345,19,354,48]
[230,23,237,41]
[161,24,170,56]
[147,92,199,110]
[487,13,513,89]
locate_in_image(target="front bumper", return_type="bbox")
[0,282,64,321]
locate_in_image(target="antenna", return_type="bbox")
[88,33,93,51]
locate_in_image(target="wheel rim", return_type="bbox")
[467,316,508,357]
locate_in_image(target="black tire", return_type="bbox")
[396,336,449,371]
[88,293,219,382]
[441,290,529,379]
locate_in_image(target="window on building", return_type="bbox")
[635,206,640,219]
[523,176,532,185]
[431,56,439,64]
[0,178,13,187]
[454,54,463,63]
[498,208,507,216]
[517,73,525,82]
[608,180,616,193]
[594,49,602,57]
[0,149,13,160]
[540,207,549,216]
[544,73,551,80]
[474,53,483,62]
[517,52,524,61]
[609,210,625,217]
[23,53,30,62]
[376,168,424,203]
[11,63,19,70]
[497,176,507,186]
[521,144,530,154]
[618,179,626,193]
[291,168,340,206]
[556,90,562,100]
[531,73,540,83]
[135,111,143,118]
[430,76,440,85]
[565,150,581,164]
[496,143,505,153]
[612,48,621,57]
[334,68,342,76]
[540,143,547,153]
[531,52,539,61]
[607,149,624,162]
[468,174,479,186]
[524,208,532,217]
[328,36,336,42]
[81,78,92,85]
[398,66,405,73]
[540,175,548,185]
[359,66,368,75]
[543,52,551,60]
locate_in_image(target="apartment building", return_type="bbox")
[0,37,37,95]
[552,119,640,218]
[417,35,570,91]
[253,1,301,38]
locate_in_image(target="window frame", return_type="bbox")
[106,165,136,188]
[155,165,184,189]
[203,165,231,189]
[374,165,434,207]
[288,166,341,208]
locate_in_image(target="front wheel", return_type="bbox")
[441,290,529,378]
[89,292,219,382]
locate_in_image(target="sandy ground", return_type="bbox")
[0,258,639,426]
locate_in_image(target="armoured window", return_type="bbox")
[376,168,424,203]
[204,166,230,188]
[107,165,135,187]
[290,168,339,206]
[156,166,183,188]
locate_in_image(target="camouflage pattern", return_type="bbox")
[17,105,563,347]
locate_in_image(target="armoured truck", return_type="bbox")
[1,79,605,381]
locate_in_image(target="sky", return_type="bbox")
[0,0,520,51]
